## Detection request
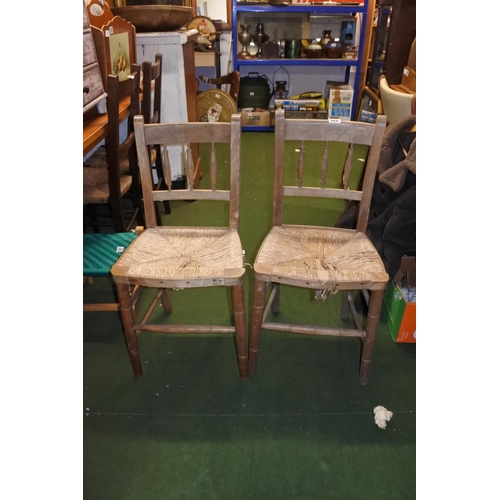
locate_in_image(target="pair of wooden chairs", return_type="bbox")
[109,109,388,385]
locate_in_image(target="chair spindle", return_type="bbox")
[320,141,329,188]
[161,145,172,190]
[186,143,194,190]
[297,141,305,187]
[210,143,217,190]
[342,143,354,190]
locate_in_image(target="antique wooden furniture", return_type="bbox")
[249,109,389,385]
[83,0,106,112]
[379,75,414,125]
[142,53,171,218]
[198,71,241,108]
[136,30,202,187]
[90,14,138,92]
[110,114,248,379]
[83,64,143,233]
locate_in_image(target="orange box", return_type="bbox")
[382,256,416,343]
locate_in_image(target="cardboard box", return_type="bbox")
[274,99,322,111]
[270,109,328,126]
[382,256,416,343]
[324,82,354,122]
[240,109,270,127]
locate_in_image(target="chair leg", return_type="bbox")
[160,289,172,315]
[232,283,248,380]
[116,283,143,377]
[271,283,280,315]
[249,279,266,375]
[340,291,350,321]
[359,289,384,385]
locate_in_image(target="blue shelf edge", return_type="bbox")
[236,58,359,67]
[242,126,274,132]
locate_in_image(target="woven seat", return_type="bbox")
[83,144,157,174]
[254,226,388,286]
[83,165,132,204]
[113,227,244,284]
[111,113,248,379]
[249,109,389,385]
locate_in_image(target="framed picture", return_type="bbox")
[356,86,382,123]
[102,15,137,82]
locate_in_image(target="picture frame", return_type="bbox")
[356,86,382,123]
[103,16,137,80]
[91,14,137,89]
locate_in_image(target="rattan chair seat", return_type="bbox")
[254,225,388,288]
[112,226,245,285]
[84,145,157,174]
[83,166,133,204]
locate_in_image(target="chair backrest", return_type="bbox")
[85,0,114,28]
[106,63,141,203]
[142,53,162,125]
[273,108,386,234]
[91,14,138,91]
[133,114,242,229]
[199,71,240,106]
[379,75,414,125]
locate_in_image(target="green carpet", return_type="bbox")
[83,131,416,499]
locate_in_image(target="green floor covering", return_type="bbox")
[83,132,416,499]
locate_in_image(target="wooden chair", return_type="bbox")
[379,75,414,125]
[142,53,171,218]
[199,71,240,106]
[110,114,248,380]
[83,63,143,233]
[249,109,389,385]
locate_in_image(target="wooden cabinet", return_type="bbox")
[83,0,106,112]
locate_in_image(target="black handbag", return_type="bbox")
[238,72,274,110]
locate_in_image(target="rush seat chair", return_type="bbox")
[249,109,389,385]
[110,114,248,379]
[83,64,143,233]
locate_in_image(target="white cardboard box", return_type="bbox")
[325,82,354,122]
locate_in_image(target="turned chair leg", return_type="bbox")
[160,289,172,315]
[271,283,280,315]
[340,291,350,321]
[359,289,384,385]
[249,279,266,375]
[116,283,143,377]
[232,283,248,380]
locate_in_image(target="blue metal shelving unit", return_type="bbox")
[231,2,370,131]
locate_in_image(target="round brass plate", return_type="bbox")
[196,89,237,122]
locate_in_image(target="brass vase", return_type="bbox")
[238,23,253,59]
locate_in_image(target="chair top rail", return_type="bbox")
[281,117,381,147]
[143,121,232,146]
